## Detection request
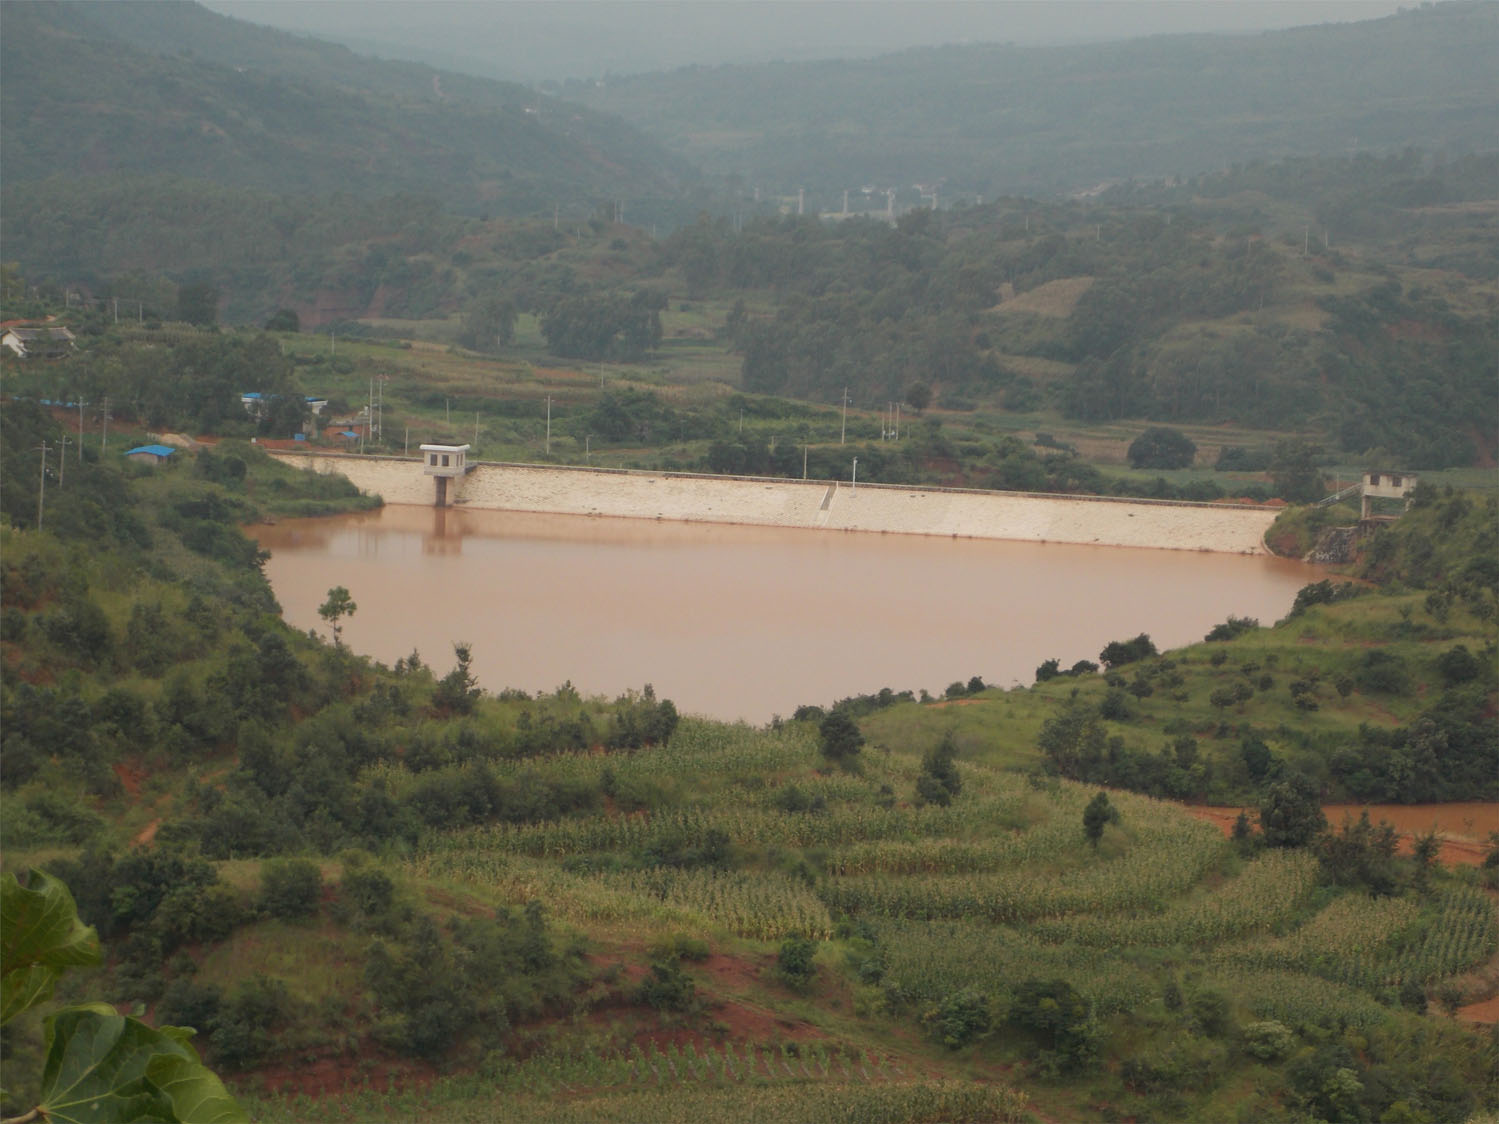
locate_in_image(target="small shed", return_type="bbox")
[1361,470,1418,519]
[419,443,471,507]
[124,444,175,465]
[420,443,470,477]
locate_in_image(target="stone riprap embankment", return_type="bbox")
[266,451,1278,554]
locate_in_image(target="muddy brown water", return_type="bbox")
[252,505,1324,723]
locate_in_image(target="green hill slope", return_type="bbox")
[571,1,1499,200]
[0,0,697,214]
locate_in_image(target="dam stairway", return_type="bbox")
[815,482,837,527]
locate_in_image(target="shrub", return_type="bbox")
[818,708,864,764]
[1128,427,1197,469]
[1205,616,1259,642]
[1241,1020,1296,1061]
[777,936,818,989]
[1099,633,1157,668]
[635,960,696,1011]
[259,858,322,920]
[926,989,992,1049]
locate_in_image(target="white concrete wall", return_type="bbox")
[267,452,1278,554]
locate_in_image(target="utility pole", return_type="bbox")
[77,399,87,464]
[802,444,808,480]
[545,396,552,455]
[58,436,70,486]
[841,387,849,445]
[445,398,450,426]
[895,402,900,440]
[101,398,110,452]
[404,426,409,457]
[36,442,48,530]
[473,410,480,449]
[851,456,858,492]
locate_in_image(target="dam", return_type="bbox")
[264,452,1279,554]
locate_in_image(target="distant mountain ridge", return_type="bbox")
[0,0,698,215]
[569,1,1499,200]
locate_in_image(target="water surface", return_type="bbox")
[253,506,1322,723]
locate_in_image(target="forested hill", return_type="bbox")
[570,1,1499,201]
[0,1,698,215]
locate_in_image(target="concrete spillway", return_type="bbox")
[265,452,1279,554]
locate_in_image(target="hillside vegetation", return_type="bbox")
[0,0,696,218]
[572,1,1499,201]
[1,352,1496,1123]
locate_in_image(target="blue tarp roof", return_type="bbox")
[124,445,175,457]
[339,431,359,438]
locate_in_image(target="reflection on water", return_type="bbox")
[253,506,1324,723]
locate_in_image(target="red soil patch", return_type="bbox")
[1181,802,1495,867]
[1456,995,1499,1025]
[112,758,146,799]
[241,1044,441,1099]
[132,819,160,848]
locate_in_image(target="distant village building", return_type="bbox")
[241,392,328,418]
[1361,469,1418,519]
[123,444,175,465]
[2,326,76,359]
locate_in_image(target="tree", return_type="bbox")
[259,858,322,919]
[1270,438,1326,503]
[1082,791,1119,847]
[818,708,864,765]
[264,309,300,333]
[1,870,245,1123]
[433,643,480,715]
[1258,775,1326,848]
[905,383,932,413]
[915,731,963,806]
[1127,426,1197,469]
[457,293,516,354]
[317,586,356,648]
[1098,633,1157,668]
[176,281,220,327]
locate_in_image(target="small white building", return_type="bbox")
[2,326,76,359]
[1361,470,1418,519]
[420,443,470,506]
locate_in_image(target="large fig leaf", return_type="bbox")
[37,1009,247,1124]
[0,870,100,1026]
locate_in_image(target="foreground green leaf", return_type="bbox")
[36,1009,247,1124]
[0,870,100,1026]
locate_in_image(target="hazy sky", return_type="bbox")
[205,1,1408,83]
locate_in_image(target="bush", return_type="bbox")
[925,989,992,1049]
[818,708,864,764]
[1099,633,1157,668]
[1204,616,1258,642]
[1241,1020,1296,1061]
[635,960,696,1011]
[259,858,322,920]
[776,936,818,989]
[1128,427,1197,469]
[1435,645,1481,685]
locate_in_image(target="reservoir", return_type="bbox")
[253,505,1322,723]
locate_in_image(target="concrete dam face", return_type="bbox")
[265,452,1278,555]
